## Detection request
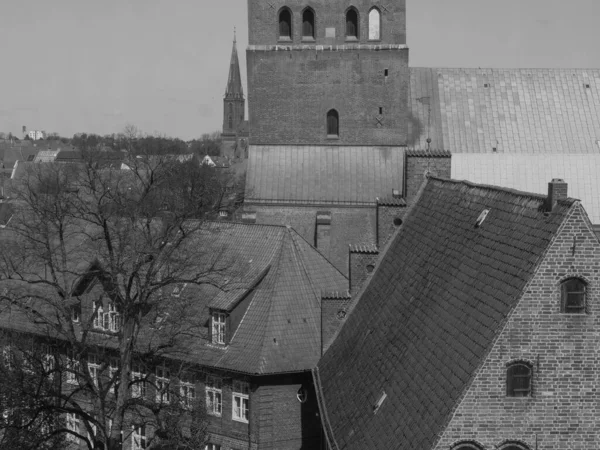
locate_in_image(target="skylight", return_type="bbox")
[475,209,490,228]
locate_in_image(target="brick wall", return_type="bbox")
[321,295,351,353]
[404,151,451,203]
[248,0,406,46]
[247,49,409,146]
[376,203,406,248]
[251,205,376,275]
[434,203,600,450]
[349,248,379,293]
[255,373,323,449]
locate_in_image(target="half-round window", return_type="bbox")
[297,386,308,403]
[499,442,531,450]
[302,8,315,39]
[561,277,586,313]
[279,8,292,40]
[346,8,359,39]
[327,109,339,137]
[451,442,484,450]
[368,8,381,40]
[506,361,532,397]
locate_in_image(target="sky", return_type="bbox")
[1,0,599,140]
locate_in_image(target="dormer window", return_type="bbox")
[93,301,121,332]
[561,277,586,313]
[211,311,227,345]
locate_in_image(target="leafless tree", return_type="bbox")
[0,151,233,449]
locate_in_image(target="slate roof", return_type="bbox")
[246,145,404,205]
[452,153,600,223]
[0,221,348,375]
[314,177,576,450]
[409,68,600,153]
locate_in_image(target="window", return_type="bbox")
[368,8,381,40]
[506,361,532,397]
[71,303,81,323]
[66,413,80,442]
[109,357,119,394]
[232,381,250,423]
[42,347,55,380]
[93,301,121,332]
[132,424,147,450]
[205,445,221,450]
[451,442,484,450]
[279,8,292,40]
[66,350,80,385]
[327,109,339,137]
[131,363,146,398]
[499,444,530,450]
[87,353,101,388]
[302,8,315,40]
[561,278,586,313]
[155,366,170,404]
[180,373,196,409]
[297,386,308,403]
[2,345,13,371]
[93,301,103,328]
[346,8,358,39]
[205,376,222,416]
[211,312,226,345]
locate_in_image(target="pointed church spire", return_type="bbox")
[225,28,244,99]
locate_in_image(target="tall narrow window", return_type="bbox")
[131,363,146,398]
[87,354,100,388]
[327,109,339,137]
[212,312,226,345]
[368,8,381,40]
[302,8,315,40]
[279,8,292,40]
[346,8,358,39]
[232,381,250,423]
[155,366,170,404]
[66,413,80,443]
[206,376,222,416]
[132,425,147,450]
[180,372,196,409]
[506,362,532,397]
[561,278,586,313]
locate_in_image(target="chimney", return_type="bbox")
[547,179,568,212]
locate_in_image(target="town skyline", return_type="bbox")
[1,0,599,140]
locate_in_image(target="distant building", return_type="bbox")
[27,130,45,141]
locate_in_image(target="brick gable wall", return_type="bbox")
[434,203,600,450]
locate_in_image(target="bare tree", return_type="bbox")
[0,151,232,449]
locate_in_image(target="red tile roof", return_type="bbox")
[315,177,576,450]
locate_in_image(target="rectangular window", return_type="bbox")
[66,350,80,385]
[93,301,103,329]
[205,444,221,450]
[93,301,121,332]
[66,413,80,442]
[155,366,170,404]
[42,346,55,380]
[88,354,101,388]
[232,381,250,423]
[132,424,147,450]
[109,358,119,394]
[180,373,196,409]
[211,312,226,345]
[205,376,222,416]
[131,363,146,398]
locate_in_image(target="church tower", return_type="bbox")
[246,0,408,145]
[222,31,245,137]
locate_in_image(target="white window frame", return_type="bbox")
[2,345,13,371]
[131,364,146,398]
[205,376,222,417]
[66,350,80,385]
[232,381,250,423]
[205,444,221,450]
[155,366,170,404]
[131,424,147,450]
[87,353,101,388]
[93,301,121,332]
[42,347,55,380]
[179,373,196,409]
[66,412,80,442]
[92,301,103,329]
[211,312,226,345]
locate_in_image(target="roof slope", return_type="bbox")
[315,177,575,450]
[246,145,404,205]
[452,153,600,223]
[409,68,600,153]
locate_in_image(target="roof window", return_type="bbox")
[373,390,387,413]
[475,209,490,228]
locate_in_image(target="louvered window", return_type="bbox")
[302,8,315,39]
[279,9,292,40]
[346,9,358,39]
[561,278,586,313]
[506,362,532,397]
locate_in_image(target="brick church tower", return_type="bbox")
[247,0,408,145]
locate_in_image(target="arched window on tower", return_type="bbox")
[279,8,292,40]
[346,8,359,40]
[327,109,339,137]
[228,103,234,129]
[368,8,381,40]
[302,8,315,40]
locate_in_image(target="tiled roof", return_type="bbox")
[409,68,600,153]
[315,177,575,450]
[246,145,405,205]
[452,153,600,223]
[376,197,406,206]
